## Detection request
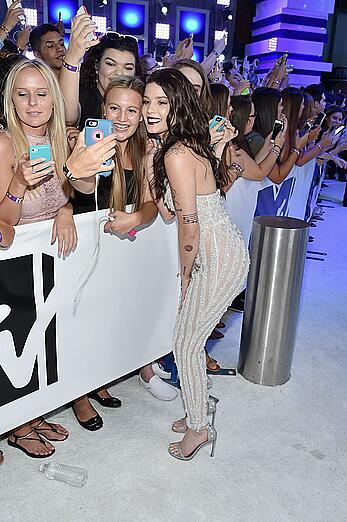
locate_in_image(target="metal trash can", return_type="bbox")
[238,216,309,386]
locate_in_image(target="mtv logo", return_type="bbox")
[255,177,296,218]
[0,253,58,407]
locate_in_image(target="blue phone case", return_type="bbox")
[29,145,51,164]
[85,119,114,177]
[209,115,225,132]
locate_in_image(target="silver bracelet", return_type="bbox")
[230,162,244,178]
[63,163,78,181]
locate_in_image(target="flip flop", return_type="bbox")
[32,418,69,441]
[8,430,55,459]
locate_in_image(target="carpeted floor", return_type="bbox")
[1,184,346,522]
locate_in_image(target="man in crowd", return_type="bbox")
[29,23,65,77]
[305,83,326,116]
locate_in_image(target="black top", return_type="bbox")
[72,169,135,215]
[78,85,103,131]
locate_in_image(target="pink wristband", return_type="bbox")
[128,229,137,236]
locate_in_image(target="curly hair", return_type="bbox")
[146,68,219,201]
[80,33,142,88]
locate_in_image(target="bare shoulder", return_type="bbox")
[0,131,15,160]
[164,141,190,162]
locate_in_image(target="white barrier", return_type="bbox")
[0,210,180,435]
[225,160,319,245]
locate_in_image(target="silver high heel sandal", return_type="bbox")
[171,395,219,434]
[168,425,217,461]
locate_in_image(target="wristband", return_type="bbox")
[273,79,281,85]
[316,143,323,151]
[63,163,78,181]
[273,144,282,152]
[0,25,10,38]
[230,162,244,178]
[291,147,302,156]
[0,230,2,244]
[6,191,24,204]
[62,60,80,73]
[212,50,220,58]
[271,147,281,157]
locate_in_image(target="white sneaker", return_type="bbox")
[152,362,171,380]
[139,374,178,401]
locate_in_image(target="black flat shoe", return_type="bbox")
[73,411,103,431]
[88,391,122,408]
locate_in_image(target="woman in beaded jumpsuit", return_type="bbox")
[143,69,249,460]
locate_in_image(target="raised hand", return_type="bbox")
[66,130,117,179]
[65,12,98,65]
[1,0,25,34]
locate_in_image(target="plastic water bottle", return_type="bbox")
[39,462,88,487]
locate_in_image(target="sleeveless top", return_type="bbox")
[72,169,136,214]
[1,131,68,225]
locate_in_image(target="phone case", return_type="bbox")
[29,145,52,163]
[209,115,225,132]
[85,119,114,176]
[76,6,97,41]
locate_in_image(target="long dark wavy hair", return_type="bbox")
[173,59,213,118]
[147,68,219,201]
[80,33,142,89]
[252,87,282,138]
[210,83,230,118]
[230,95,254,158]
[282,87,304,156]
[103,76,147,212]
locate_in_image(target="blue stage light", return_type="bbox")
[192,46,204,63]
[179,10,206,44]
[48,0,78,28]
[116,2,145,35]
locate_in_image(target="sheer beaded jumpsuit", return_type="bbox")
[166,188,249,432]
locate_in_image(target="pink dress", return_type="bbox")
[3,131,68,225]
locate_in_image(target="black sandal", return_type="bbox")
[0,450,4,465]
[7,430,55,459]
[32,418,69,441]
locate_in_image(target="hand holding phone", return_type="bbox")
[85,119,114,176]
[209,115,225,132]
[76,6,97,41]
[271,119,284,143]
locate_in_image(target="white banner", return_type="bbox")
[225,160,318,245]
[0,210,180,435]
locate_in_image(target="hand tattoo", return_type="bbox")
[183,213,198,224]
[184,245,193,252]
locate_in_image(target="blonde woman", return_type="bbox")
[67,76,177,427]
[0,58,117,457]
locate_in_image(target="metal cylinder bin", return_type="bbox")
[238,216,309,386]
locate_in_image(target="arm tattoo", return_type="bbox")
[183,212,198,224]
[184,245,193,252]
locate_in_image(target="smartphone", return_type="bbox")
[189,33,194,41]
[312,112,326,128]
[280,52,288,66]
[85,118,114,176]
[29,145,52,172]
[271,119,284,143]
[6,0,26,23]
[76,6,97,41]
[209,115,225,132]
[58,11,62,22]
[241,87,251,96]
[299,121,313,137]
[334,125,345,136]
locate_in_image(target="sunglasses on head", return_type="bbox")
[105,31,138,44]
